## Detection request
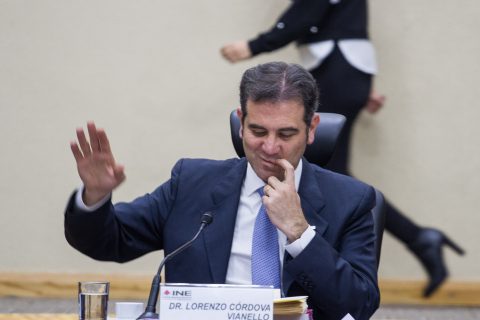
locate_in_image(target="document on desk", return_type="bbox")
[159,283,278,320]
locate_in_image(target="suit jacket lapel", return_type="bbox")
[202,158,247,283]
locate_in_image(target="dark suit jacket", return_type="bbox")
[65,157,379,320]
[249,0,369,56]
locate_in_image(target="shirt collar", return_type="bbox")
[243,159,303,197]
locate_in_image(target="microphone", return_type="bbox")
[137,211,214,320]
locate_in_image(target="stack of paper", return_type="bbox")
[273,296,308,315]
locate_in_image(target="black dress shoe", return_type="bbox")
[408,228,465,297]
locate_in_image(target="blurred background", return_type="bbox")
[0,0,478,305]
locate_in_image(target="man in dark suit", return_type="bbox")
[65,62,379,320]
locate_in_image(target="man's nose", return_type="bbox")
[261,135,280,155]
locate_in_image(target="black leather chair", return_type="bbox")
[229,110,385,267]
[371,189,385,267]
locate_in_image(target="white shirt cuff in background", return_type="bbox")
[284,225,316,258]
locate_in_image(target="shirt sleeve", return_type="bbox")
[284,225,316,258]
[74,185,111,212]
[248,0,330,56]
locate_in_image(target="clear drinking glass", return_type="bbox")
[78,281,110,320]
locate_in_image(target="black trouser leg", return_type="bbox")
[310,46,421,245]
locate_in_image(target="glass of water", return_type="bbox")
[78,281,109,320]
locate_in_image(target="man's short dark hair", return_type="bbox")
[239,61,319,126]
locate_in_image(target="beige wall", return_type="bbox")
[0,0,478,280]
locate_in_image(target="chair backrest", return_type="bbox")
[230,111,346,167]
[372,189,386,267]
[229,109,384,266]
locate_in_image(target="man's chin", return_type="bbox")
[258,167,283,182]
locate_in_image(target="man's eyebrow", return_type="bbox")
[247,123,300,133]
[247,123,266,130]
[278,127,299,133]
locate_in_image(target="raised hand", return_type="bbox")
[262,159,308,242]
[70,122,125,205]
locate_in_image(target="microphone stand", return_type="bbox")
[137,212,213,320]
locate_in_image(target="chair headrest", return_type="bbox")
[229,110,346,167]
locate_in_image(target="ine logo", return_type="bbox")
[162,289,193,300]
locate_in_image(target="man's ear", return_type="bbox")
[236,107,243,138]
[307,113,320,145]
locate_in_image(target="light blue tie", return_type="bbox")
[251,187,281,288]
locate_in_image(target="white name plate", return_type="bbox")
[160,283,278,320]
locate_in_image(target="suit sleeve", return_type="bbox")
[248,0,330,55]
[285,186,379,320]
[64,159,184,262]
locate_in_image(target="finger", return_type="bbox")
[261,195,270,207]
[97,128,112,155]
[264,185,269,196]
[275,159,295,186]
[70,141,84,161]
[113,164,126,183]
[87,121,101,153]
[263,184,273,196]
[266,176,283,190]
[76,127,91,157]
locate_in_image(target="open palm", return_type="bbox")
[70,122,125,205]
